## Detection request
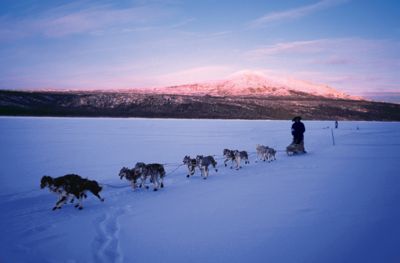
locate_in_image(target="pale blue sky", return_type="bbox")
[0,0,399,99]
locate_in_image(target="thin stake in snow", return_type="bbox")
[331,128,336,146]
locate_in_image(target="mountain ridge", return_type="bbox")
[11,71,362,101]
[1,72,399,120]
[1,88,399,121]
[141,71,363,100]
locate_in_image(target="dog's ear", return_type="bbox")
[40,175,51,188]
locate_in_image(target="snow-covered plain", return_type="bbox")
[0,117,399,263]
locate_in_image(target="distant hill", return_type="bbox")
[1,72,399,120]
[147,71,362,100]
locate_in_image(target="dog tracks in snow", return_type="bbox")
[92,207,125,263]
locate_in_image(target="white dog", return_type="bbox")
[256,144,276,162]
[256,144,269,162]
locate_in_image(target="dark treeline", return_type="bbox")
[1,90,400,121]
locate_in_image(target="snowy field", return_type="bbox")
[0,117,399,263]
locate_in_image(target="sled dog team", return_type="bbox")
[41,144,276,210]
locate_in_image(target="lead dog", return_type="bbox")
[196,155,218,179]
[40,174,104,210]
[40,174,80,206]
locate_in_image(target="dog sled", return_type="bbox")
[286,141,306,156]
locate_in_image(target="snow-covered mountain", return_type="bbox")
[148,71,361,100]
[6,71,400,120]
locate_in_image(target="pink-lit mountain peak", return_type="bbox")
[151,71,360,100]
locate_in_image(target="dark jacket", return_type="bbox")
[291,121,305,144]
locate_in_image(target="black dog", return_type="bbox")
[40,174,104,210]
